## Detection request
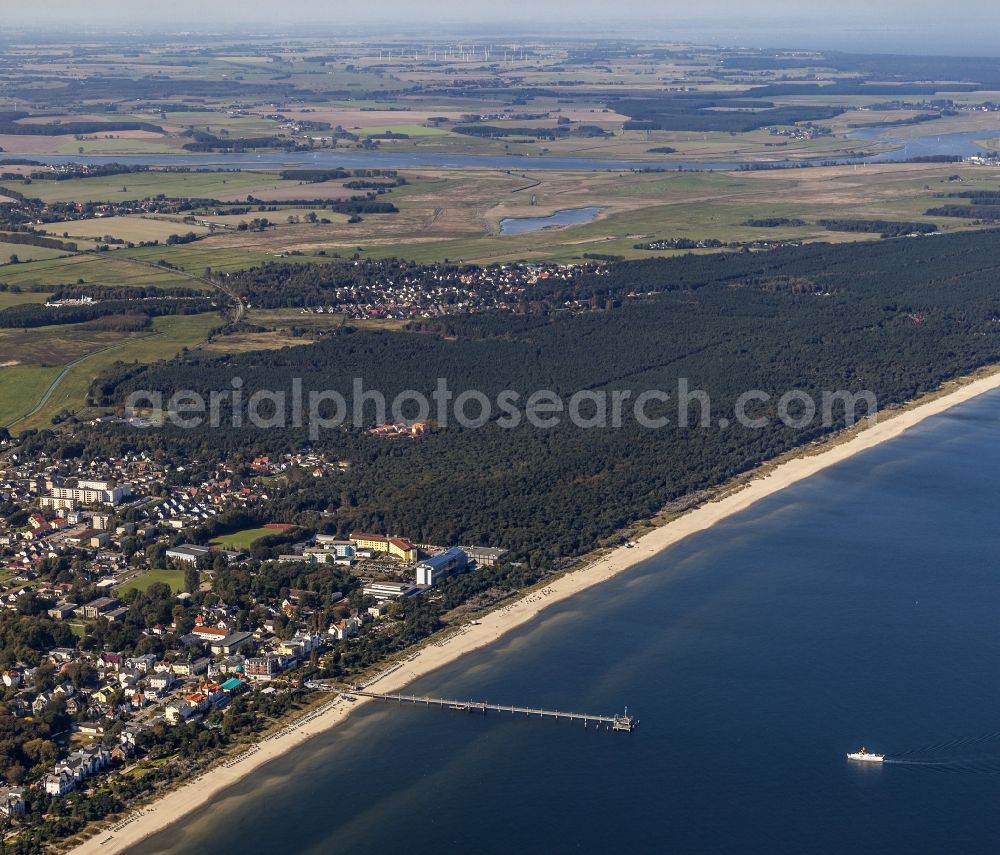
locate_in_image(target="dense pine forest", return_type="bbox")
[29,229,1000,566]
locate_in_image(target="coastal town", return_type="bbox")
[5,9,1000,852]
[0,441,507,836]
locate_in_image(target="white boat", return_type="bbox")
[847,747,885,763]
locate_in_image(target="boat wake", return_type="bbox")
[882,731,1000,773]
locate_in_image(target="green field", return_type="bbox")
[210,526,283,549]
[4,312,221,432]
[4,171,273,204]
[57,137,181,156]
[44,215,211,244]
[0,252,213,290]
[117,568,187,594]
[0,324,132,367]
[132,110,282,136]
[0,290,53,310]
[193,208,348,228]
[360,124,448,137]
[4,160,984,279]
[0,365,61,427]
[0,241,71,263]
[120,242,292,275]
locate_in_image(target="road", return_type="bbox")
[4,254,246,430]
[114,256,246,322]
[5,332,157,429]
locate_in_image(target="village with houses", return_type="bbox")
[0,438,507,834]
[250,258,609,323]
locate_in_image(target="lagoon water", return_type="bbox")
[499,206,605,235]
[136,389,1000,855]
[16,126,1000,174]
[855,127,999,162]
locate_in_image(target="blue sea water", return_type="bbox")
[135,389,1000,855]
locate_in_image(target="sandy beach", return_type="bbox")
[69,367,1000,855]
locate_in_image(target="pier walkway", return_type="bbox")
[348,689,637,732]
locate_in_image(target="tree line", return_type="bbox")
[39,228,1000,567]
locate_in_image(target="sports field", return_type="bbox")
[117,569,187,594]
[210,527,281,549]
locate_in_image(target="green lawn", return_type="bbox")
[210,526,281,549]
[118,569,186,594]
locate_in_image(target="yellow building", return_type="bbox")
[349,532,388,551]
[349,532,416,562]
[388,537,417,562]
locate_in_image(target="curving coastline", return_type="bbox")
[68,365,1000,855]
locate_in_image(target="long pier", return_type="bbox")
[348,689,637,732]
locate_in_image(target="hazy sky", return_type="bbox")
[6,0,993,22]
[6,1,1000,55]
